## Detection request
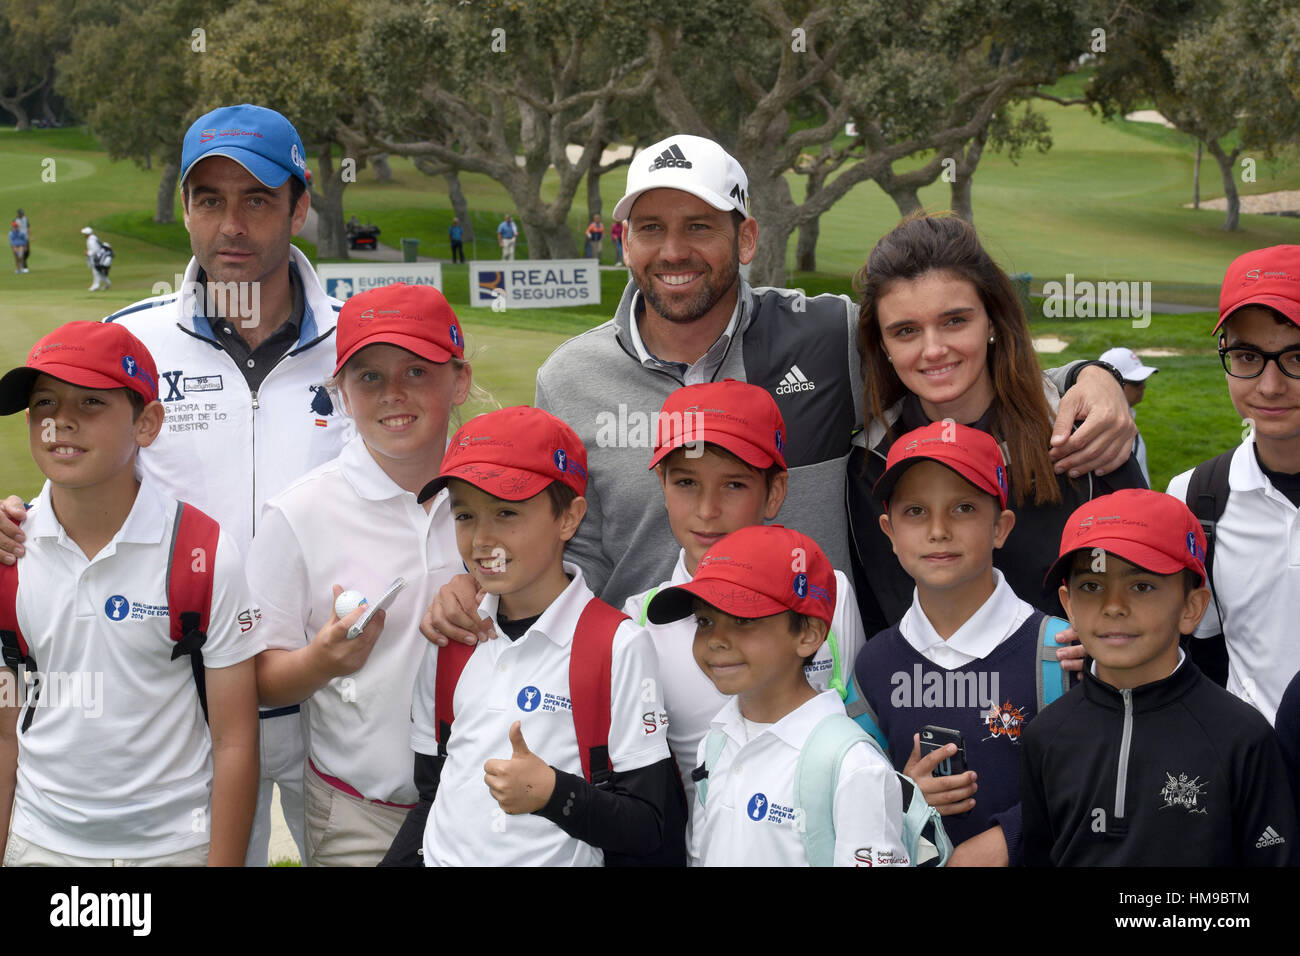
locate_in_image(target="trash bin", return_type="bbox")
[1009,273,1033,320]
[401,238,419,263]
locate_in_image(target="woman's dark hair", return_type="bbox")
[854,213,1061,507]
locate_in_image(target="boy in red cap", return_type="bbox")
[1168,246,1300,726]
[647,525,911,867]
[623,381,866,806]
[394,406,684,866]
[0,322,262,866]
[851,420,1070,867]
[1021,489,1296,866]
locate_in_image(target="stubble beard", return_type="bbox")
[632,242,741,325]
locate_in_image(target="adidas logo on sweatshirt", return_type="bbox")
[775,365,816,395]
[1255,826,1286,848]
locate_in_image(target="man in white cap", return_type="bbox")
[425,134,1137,644]
[1099,345,1158,484]
[0,104,347,866]
[82,226,109,291]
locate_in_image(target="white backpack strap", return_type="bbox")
[794,714,867,867]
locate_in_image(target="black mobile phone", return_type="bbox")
[919,725,968,777]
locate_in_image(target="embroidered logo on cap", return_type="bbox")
[122,356,137,377]
[449,324,461,349]
[793,573,808,599]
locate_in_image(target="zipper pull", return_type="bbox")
[251,390,260,410]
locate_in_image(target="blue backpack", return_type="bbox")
[694,714,952,867]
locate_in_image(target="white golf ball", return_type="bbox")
[334,590,368,618]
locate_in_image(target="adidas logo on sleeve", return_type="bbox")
[1255,826,1286,848]
[649,145,693,170]
[775,365,816,395]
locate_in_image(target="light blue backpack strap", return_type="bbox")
[842,669,890,756]
[637,586,662,628]
[794,713,866,868]
[895,771,953,867]
[1036,615,1072,713]
[695,728,727,807]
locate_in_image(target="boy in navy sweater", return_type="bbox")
[852,421,1066,866]
[1022,489,1295,866]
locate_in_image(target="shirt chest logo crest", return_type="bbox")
[1158,772,1208,814]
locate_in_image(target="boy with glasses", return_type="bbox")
[1167,246,1300,725]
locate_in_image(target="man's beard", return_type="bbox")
[632,246,740,324]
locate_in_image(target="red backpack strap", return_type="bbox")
[569,598,627,788]
[433,641,476,756]
[0,561,38,733]
[167,502,220,723]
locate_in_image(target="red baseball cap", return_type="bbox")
[1216,245,1300,332]
[648,379,787,470]
[0,321,159,415]
[419,406,588,503]
[1043,489,1207,589]
[873,421,1009,509]
[646,525,836,626]
[334,282,465,376]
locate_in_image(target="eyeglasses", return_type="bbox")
[1218,345,1300,380]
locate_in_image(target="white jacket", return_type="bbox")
[105,246,352,552]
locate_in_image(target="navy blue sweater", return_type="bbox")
[854,611,1050,864]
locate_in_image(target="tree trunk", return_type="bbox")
[314,145,350,258]
[0,96,30,130]
[37,78,56,126]
[154,161,179,223]
[1193,141,1202,209]
[795,174,821,273]
[587,157,604,221]
[949,129,986,225]
[521,216,579,260]
[878,177,923,219]
[444,170,473,242]
[1206,140,1240,231]
[371,154,393,182]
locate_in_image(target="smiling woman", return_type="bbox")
[847,215,1148,633]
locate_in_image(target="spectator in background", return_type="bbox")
[8,219,27,275]
[14,209,29,271]
[1099,346,1158,485]
[497,213,518,260]
[585,214,604,260]
[81,226,110,292]
[448,218,465,263]
[610,218,624,266]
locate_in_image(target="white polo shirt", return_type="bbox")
[622,548,866,805]
[686,690,908,867]
[1168,437,1300,724]
[246,435,460,805]
[10,477,264,858]
[412,565,671,866]
[897,569,1034,668]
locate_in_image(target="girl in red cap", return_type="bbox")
[244,283,475,866]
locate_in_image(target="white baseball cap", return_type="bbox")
[612,134,751,222]
[1099,346,1158,382]
[80,226,93,235]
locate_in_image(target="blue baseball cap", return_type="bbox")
[181,104,309,189]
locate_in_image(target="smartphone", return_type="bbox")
[346,577,406,640]
[919,725,968,777]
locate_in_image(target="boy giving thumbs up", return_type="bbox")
[391,407,686,867]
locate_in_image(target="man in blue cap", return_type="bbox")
[0,104,347,866]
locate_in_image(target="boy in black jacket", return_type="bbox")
[1022,489,1295,866]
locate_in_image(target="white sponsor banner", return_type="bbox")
[316,262,444,301]
[468,259,600,310]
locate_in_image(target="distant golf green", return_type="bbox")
[1,75,1296,497]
